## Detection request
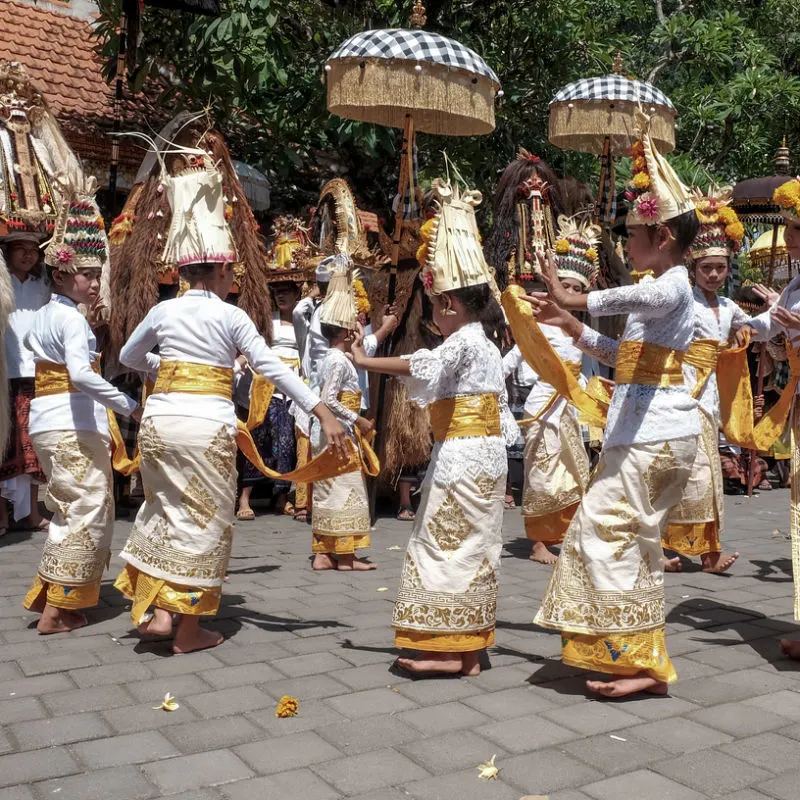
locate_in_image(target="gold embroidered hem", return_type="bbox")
[311,440,370,538]
[663,521,720,557]
[294,428,311,512]
[114,564,221,625]
[312,533,370,554]
[23,575,101,612]
[525,503,579,544]
[394,627,495,653]
[30,430,114,587]
[535,438,696,636]
[791,405,800,619]
[119,415,236,589]
[561,629,676,683]
[521,411,589,527]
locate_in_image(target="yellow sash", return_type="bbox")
[35,359,139,476]
[337,390,380,477]
[246,356,301,431]
[429,394,501,442]
[501,285,608,427]
[615,341,685,386]
[684,339,720,399]
[747,337,800,452]
[519,360,582,426]
[152,360,376,482]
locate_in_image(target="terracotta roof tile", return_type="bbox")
[0,1,163,169]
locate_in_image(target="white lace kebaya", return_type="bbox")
[401,322,519,487]
[576,265,701,448]
[686,286,751,423]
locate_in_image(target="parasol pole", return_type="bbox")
[369,112,415,523]
[747,221,781,496]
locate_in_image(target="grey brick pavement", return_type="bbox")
[1,489,800,798]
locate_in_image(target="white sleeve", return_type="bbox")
[363,334,379,358]
[231,308,319,414]
[64,315,138,416]
[400,334,478,407]
[320,357,359,426]
[575,324,620,367]
[586,275,681,319]
[502,345,523,378]
[120,306,160,375]
[292,297,315,359]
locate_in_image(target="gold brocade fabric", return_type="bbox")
[151,360,378,483]
[114,564,221,623]
[501,286,608,427]
[684,339,720,400]
[561,629,677,683]
[429,394,501,442]
[791,406,800,620]
[614,341,685,387]
[750,340,800,452]
[519,361,582,427]
[35,360,139,476]
[311,533,371,554]
[395,628,495,653]
[662,522,720,557]
[23,575,101,612]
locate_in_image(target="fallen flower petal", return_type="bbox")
[276,695,299,718]
[153,693,179,711]
[377,587,389,592]
[477,754,501,779]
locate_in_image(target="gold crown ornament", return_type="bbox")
[690,186,744,260]
[773,177,800,221]
[553,214,601,290]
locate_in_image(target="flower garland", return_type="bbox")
[625,140,659,223]
[353,278,370,315]
[774,178,800,220]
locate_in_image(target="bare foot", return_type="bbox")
[173,618,224,654]
[530,541,558,565]
[337,555,376,571]
[312,553,337,571]
[461,651,481,676]
[396,651,463,675]
[137,606,174,636]
[663,556,682,572]
[780,639,800,660]
[701,551,739,574]
[37,603,87,635]
[586,672,668,698]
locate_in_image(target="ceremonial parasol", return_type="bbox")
[732,138,794,495]
[324,0,501,275]
[748,227,793,284]
[549,54,676,223]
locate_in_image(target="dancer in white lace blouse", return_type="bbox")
[352,179,518,677]
[526,111,702,698]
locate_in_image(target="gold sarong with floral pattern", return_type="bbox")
[663,408,723,556]
[535,437,696,681]
[23,430,114,612]
[522,409,590,545]
[115,414,237,624]
[394,393,504,652]
[311,391,370,550]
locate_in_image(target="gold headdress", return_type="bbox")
[553,214,601,290]
[773,177,800,221]
[690,186,744,260]
[319,253,358,330]
[45,176,108,273]
[418,179,493,295]
[266,215,312,283]
[626,109,694,226]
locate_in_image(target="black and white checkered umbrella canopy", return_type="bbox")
[549,74,676,155]
[325,28,500,136]
[328,29,499,85]
[551,75,674,110]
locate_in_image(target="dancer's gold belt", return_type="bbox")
[429,393,501,442]
[614,341,685,387]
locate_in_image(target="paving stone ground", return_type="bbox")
[1,488,799,799]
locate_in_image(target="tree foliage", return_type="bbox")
[93,0,800,217]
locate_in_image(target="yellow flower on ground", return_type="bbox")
[632,171,650,190]
[153,693,179,712]
[276,695,299,718]
[477,754,501,779]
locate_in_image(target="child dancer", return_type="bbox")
[504,216,598,564]
[352,180,518,676]
[526,111,701,697]
[23,184,142,634]
[114,147,346,653]
[310,258,377,571]
[663,188,749,574]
